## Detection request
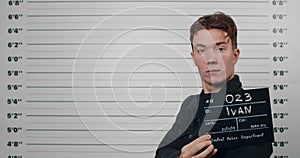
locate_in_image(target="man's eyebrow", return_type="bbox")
[216,36,230,45]
[216,41,228,45]
[195,41,227,47]
[194,43,206,47]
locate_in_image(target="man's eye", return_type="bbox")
[218,47,225,51]
[197,49,205,53]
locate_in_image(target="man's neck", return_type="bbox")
[201,76,235,94]
[202,82,223,94]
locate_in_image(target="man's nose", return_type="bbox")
[204,48,219,65]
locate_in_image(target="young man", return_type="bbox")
[155,12,273,158]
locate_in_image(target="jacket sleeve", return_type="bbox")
[155,95,199,158]
[155,146,181,158]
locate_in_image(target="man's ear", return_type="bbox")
[233,48,240,64]
[190,52,197,65]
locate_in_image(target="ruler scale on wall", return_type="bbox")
[0,0,293,158]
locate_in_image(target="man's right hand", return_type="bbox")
[178,134,218,158]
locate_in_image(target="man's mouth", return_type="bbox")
[206,69,220,74]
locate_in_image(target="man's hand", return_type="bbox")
[178,134,218,158]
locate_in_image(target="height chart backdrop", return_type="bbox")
[1,0,299,158]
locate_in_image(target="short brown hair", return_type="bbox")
[190,12,237,49]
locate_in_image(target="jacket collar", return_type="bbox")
[226,74,242,92]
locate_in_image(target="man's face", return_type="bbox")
[191,29,240,89]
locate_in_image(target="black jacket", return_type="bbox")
[155,75,273,158]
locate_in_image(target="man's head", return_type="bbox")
[190,12,237,49]
[190,12,240,93]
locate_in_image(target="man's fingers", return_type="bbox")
[193,144,215,158]
[207,149,218,158]
[189,135,211,147]
[180,135,216,158]
[190,140,212,155]
[182,135,210,152]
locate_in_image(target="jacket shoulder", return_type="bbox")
[179,94,200,111]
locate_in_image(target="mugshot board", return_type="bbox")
[0,0,299,158]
